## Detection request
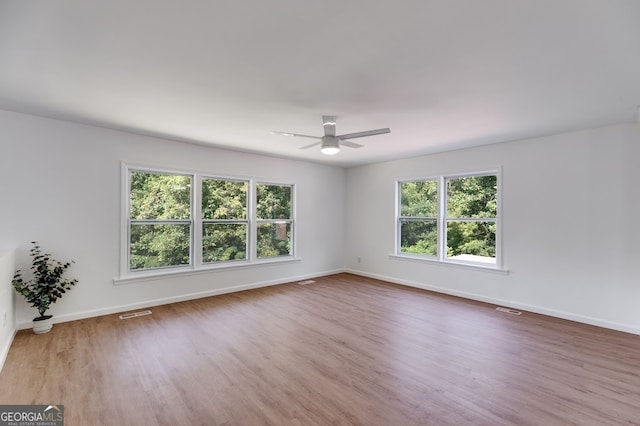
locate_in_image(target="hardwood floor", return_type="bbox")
[1,273,639,425]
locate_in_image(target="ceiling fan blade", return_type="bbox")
[322,115,336,137]
[338,128,390,140]
[341,140,364,149]
[300,141,322,150]
[272,131,321,140]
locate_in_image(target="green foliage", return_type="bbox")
[130,171,191,219]
[202,179,247,219]
[256,184,292,258]
[257,223,291,258]
[446,222,496,258]
[399,181,438,255]
[202,179,248,263]
[130,224,190,269]
[203,223,247,263]
[400,180,437,217]
[129,171,192,270]
[447,175,497,218]
[128,173,294,270]
[12,242,78,318]
[400,221,437,256]
[257,184,291,219]
[446,175,497,258]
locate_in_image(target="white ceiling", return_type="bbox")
[1,1,639,167]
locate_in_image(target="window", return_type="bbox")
[128,170,193,271]
[396,171,500,268]
[123,165,295,277]
[445,175,497,265]
[256,183,293,258]
[201,178,248,263]
[399,180,438,256]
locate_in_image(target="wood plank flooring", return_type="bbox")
[1,273,639,425]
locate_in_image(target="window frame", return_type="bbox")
[120,164,297,281]
[397,178,439,259]
[200,176,250,265]
[395,169,502,271]
[125,167,195,275]
[255,182,295,260]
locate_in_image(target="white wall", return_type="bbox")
[0,109,346,327]
[345,123,640,334]
[0,248,15,370]
[2,107,638,335]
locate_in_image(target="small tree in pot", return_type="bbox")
[12,242,78,334]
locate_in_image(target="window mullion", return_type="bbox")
[130,219,192,224]
[249,179,256,262]
[399,217,437,222]
[193,174,201,268]
[122,164,131,277]
[496,169,502,269]
[396,181,401,255]
[438,176,446,262]
[446,217,496,222]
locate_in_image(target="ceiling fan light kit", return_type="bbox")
[274,115,390,156]
[320,137,340,155]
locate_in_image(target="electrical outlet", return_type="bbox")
[357,257,361,263]
[2,312,6,328]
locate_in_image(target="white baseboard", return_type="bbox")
[345,269,640,336]
[0,329,17,373]
[16,268,346,330]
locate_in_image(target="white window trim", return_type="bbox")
[394,168,505,272]
[120,164,196,278]
[118,163,297,283]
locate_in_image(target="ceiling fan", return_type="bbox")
[272,115,390,155]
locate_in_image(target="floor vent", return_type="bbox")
[298,280,316,285]
[496,307,522,315]
[119,310,152,320]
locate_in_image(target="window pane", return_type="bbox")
[130,223,190,270]
[257,184,291,219]
[202,223,247,263]
[202,179,247,220]
[130,171,191,220]
[446,175,497,218]
[400,220,437,256]
[257,222,291,258]
[400,180,437,217]
[446,221,496,263]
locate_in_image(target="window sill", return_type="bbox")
[388,254,509,275]
[113,256,302,285]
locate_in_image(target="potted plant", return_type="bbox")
[12,242,78,334]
